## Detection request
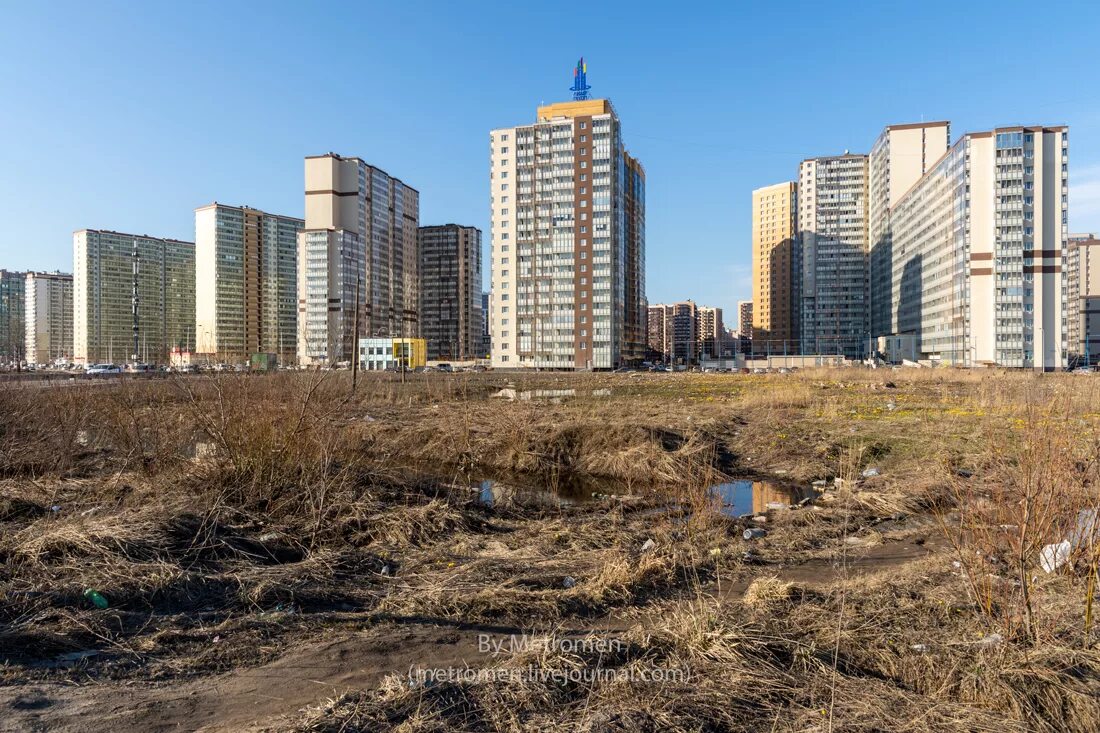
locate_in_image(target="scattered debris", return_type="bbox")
[766,502,790,511]
[861,467,881,478]
[743,528,768,541]
[752,515,767,523]
[910,643,929,653]
[591,388,611,397]
[640,538,657,553]
[1039,541,1072,573]
[562,576,576,589]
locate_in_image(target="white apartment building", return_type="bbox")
[799,153,869,358]
[73,230,195,365]
[489,99,645,369]
[886,126,1068,369]
[24,271,73,365]
[195,204,303,363]
[297,154,419,366]
[869,122,950,338]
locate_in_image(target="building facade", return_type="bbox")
[0,270,27,364]
[698,306,725,359]
[646,301,723,363]
[799,153,870,358]
[418,224,483,360]
[738,300,753,354]
[195,204,303,364]
[73,230,195,365]
[24,271,73,365]
[297,154,419,366]
[885,126,1068,369]
[751,182,799,354]
[1063,234,1099,366]
[489,91,645,369]
[480,291,491,359]
[868,122,951,340]
[358,337,427,371]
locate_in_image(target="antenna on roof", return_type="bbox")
[570,57,591,101]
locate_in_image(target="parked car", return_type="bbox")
[86,363,122,375]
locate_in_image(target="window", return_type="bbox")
[579,122,587,129]
[501,171,508,178]
[580,135,587,142]
[501,147,509,153]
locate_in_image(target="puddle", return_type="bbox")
[709,480,816,517]
[476,475,614,509]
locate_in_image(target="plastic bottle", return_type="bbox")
[83,589,108,609]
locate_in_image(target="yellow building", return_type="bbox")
[359,337,426,370]
[751,182,798,353]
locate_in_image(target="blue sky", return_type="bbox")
[3,1,1100,327]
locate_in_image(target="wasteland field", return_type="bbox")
[1,368,1098,732]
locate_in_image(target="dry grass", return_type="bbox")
[2,368,1100,730]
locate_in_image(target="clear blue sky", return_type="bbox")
[3,1,1100,327]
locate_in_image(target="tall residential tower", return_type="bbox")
[24,271,73,365]
[419,224,483,361]
[297,154,419,366]
[195,204,303,364]
[868,122,950,339]
[884,126,1068,368]
[73,230,195,365]
[489,63,645,369]
[751,181,799,354]
[799,153,870,358]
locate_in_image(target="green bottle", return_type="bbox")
[84,589,108,609]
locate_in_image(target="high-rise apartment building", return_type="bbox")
[297,154,419,366]
[195,204,303,364]
[646,301,721,363]
[884,126,1068,369]
[73,230,195,365]
[738,300,753,354]
[418,224,483,360]
[868,122,950,338]
[24,271,73,365]
[489,68,645,370]
[1064,235,1100,366]
[698,306,725,358]
[0,270,27,363]
[799,153,870,358]
[752,182,799,354]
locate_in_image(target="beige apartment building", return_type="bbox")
[1064,233,1100,366]
[489,97,645,369]
[24,271,73,365]
[799,152,870,358]
[297,154,419,366]
[751,181,798,353]
[195,204,303,364]
[73,230,195,365]
[885,126,1068,369]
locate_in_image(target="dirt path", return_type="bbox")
[0,537,935,733]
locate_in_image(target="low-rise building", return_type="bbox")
[358,337,427,371]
